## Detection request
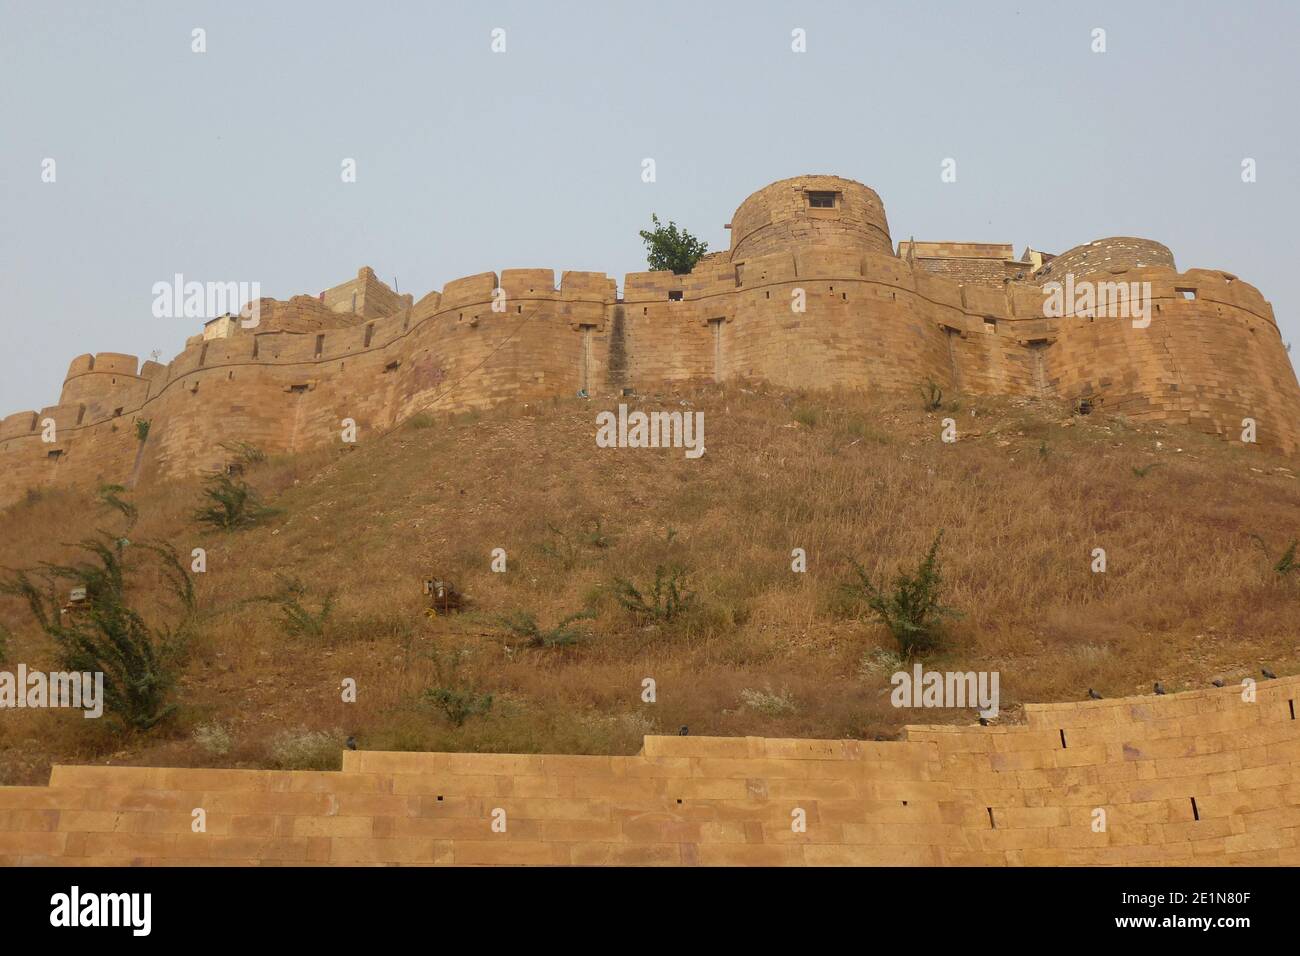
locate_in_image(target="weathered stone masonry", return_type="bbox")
[2,174,1297,508]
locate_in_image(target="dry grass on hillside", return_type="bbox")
[1,383,1298,784]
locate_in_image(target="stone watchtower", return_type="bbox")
[728,175,893,261]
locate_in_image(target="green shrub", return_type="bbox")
[422,647,494,727]
[1250,534,1299,577]
[269,575,335,639]
[97,483,138,532]
[135,419,151,442]
[613,565,696,623]
[920,380,944,412]
[423,687,494,727]
[0,536,195,730]
[218,440,266,465]
[638,213,708,275]
[497,608,596,648]
[846,532,960,658]
[193,473,277,530]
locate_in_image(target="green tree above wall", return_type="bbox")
[639,214,708,275]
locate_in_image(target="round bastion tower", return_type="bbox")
[728,175,893,260]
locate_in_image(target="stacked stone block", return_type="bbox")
[1,677,1296,866]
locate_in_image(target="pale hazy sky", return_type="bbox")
[1,0,1296,414]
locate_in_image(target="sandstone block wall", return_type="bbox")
[2,175,1297,509]
[1,677,1296,866]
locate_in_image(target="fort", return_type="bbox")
[2,174,1298,509]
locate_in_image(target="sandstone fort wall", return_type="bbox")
[2,677,1297,865]
[1,175,1296,508]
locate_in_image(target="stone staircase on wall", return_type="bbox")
[1,676,1297,866]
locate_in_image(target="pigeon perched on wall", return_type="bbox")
[978,717,990,726]
[1154,682,1166,695]
[346,735,357,751]
[1211,679,1225,688]
[678,725,689,736]
[1087,688,1103,700]
[1262,667,1278,680]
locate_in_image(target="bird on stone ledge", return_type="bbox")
[1262,667,1278,680]
[1211,679,1225,688]
[1154,682,1167,695]
[346,735,357,751]
[678,725,689,736]
[978,717,990,727]
[1087,688,1103,700]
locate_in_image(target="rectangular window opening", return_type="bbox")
[668,290,683,301]
[807,191,836,208]
[1177,288,1197,300]
[384,360,400,373]
[289,384,309,394]
[314,334,325,358]
[48,449,63,460]
[364,324,374,348]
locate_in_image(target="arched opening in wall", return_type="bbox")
[709,318,725,383]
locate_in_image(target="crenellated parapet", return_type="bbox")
[2,175,1297,509]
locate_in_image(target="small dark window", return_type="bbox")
[113,406,124,417]
[808,191,836,208]
[290,384,309,394]
[364,324,374,348]
[48,449,63,460]
[384,360,400,373]
[668,290,683,301]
